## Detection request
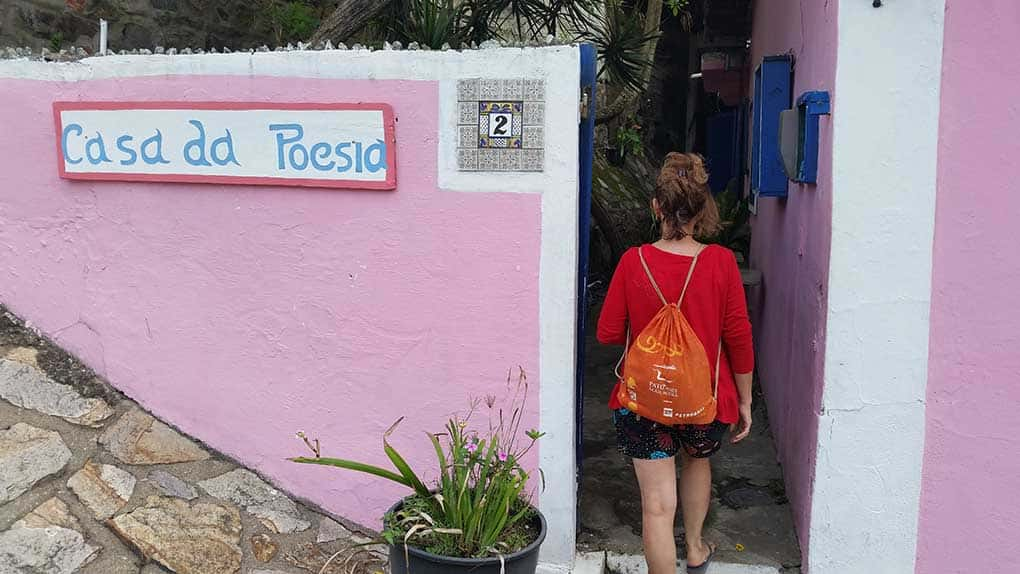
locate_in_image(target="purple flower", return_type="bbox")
[466,443,478,454]
[498,450,508,462]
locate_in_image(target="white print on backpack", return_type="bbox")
[647,381,679,397]
[653,364,677,383]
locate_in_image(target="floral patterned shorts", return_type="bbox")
[613,408,728,460]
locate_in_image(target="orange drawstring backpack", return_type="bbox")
[615,246,720,425]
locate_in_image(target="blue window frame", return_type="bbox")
[751,55,793,198]
[791,90,831,184]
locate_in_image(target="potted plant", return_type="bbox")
[700,178,752,264]
[292,368,547,574]
[609,120,643,166]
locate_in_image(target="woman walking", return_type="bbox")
[597,152,755,573]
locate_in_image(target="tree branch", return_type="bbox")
[308,0,394,46]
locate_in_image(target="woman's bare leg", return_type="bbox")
[633,457,678,574]
[679,452,714,566]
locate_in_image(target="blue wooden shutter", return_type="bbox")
[752,55,793,198]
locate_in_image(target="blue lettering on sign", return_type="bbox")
[60,116,385,180]
[310,142,334,172]
[270,124,303,170]
[185,120,240,167]
[141,130,170,165]
[116,135,137,166]
[365,139,386,173]
[61,123,84,165]
[270,124,387,174]
[210,129,239,166]
[85,132,112,165]
[335,142,353,172]
[184,120,212,166]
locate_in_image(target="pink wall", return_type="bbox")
[0,75,542,529]
[748,0,837,557]
[917,2,1020,572]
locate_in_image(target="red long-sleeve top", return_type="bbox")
[596,244,754,424]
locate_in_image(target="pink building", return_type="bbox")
[0,1,1016,573]
[747,1,1019,573]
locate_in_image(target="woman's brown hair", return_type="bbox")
[653,152,720,240]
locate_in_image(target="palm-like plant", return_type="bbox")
[399,0,467,49]
[585,2,661,93]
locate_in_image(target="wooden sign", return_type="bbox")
[53,102,397,190]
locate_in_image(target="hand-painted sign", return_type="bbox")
[53,102,397,190]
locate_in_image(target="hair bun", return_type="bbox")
[652,152,719,239]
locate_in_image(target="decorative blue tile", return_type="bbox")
[523,126,543,149]
[458,79,479,101]
[479,79,501,99]
[523,79,545,101]
[523,102,544,126]
[457,77,545,172]
[502,79,523,100]
[498,149,521,171]
[459,101,477,125]
[458,148,479,170]
[460,126,477,147]
[521,149,544,171]
[478,149,500,171]
[478,101,523,148]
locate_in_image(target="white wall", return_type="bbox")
[814,2,945,572]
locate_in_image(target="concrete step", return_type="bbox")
[576,551,794,574]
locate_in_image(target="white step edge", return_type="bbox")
[575,551,609,574]
[538,551,607,574]
[605,552,781,574]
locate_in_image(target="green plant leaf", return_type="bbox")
[399,0,466,50]
[384,419,430,497]
[289,457,409,486]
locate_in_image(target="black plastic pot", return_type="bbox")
[606,147,626,166]
[385,499,547,574]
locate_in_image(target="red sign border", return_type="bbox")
[52,101,398,191]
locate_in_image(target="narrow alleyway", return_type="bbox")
[578,306,802,573]
[0,307,385,574]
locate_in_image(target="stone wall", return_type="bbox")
[0,304,386,574]
[0,0,284,53]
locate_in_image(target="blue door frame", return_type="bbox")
[575,44,597,505]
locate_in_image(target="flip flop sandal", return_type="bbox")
[685,542,717,573]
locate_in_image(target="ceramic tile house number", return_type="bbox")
[457,78,545,172]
